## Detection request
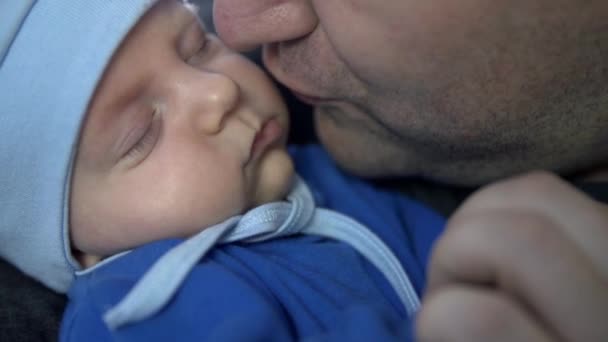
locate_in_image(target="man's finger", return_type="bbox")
[452,171,608,278]
[417,285,553,342]
[427,207,608,341]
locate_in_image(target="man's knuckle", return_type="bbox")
[467,171,563,209]
[418,288,517,341]
[439,213,488,257]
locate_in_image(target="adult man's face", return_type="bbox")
[214,0,608,185]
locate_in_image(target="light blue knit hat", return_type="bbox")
[0,0,158,293]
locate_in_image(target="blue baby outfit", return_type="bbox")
[61,145,446,341]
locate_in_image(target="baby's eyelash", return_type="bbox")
[126,110,162,161]
[187,34,213,63]
[192,36,209,58]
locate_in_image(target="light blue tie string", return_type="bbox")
[103,176,419,330]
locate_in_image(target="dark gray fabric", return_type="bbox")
[0,258,66,342]
[375,178,474,218]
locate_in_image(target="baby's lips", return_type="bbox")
[250,117,284,161]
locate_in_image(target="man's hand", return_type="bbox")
[416,172,608,341]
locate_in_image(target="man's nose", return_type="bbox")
[213,0,318,51]
[183,72,240,135]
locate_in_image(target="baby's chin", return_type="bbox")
[251,148,295,206]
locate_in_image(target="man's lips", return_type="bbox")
[268,69,341,106]
[262,45,336,106]
[290,89,328,106]
[280,81,341,106]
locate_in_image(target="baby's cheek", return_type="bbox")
[176,174,248,233]
[69,186,122,256]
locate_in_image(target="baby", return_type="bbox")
[69,0,294,265]
[0,0,445,340]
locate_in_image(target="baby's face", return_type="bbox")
[69,0,293,258]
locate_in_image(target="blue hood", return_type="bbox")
[0,0,158,293]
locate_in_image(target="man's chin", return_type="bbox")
[314,113,410,178]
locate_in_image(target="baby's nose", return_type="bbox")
[189,72,240,134]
